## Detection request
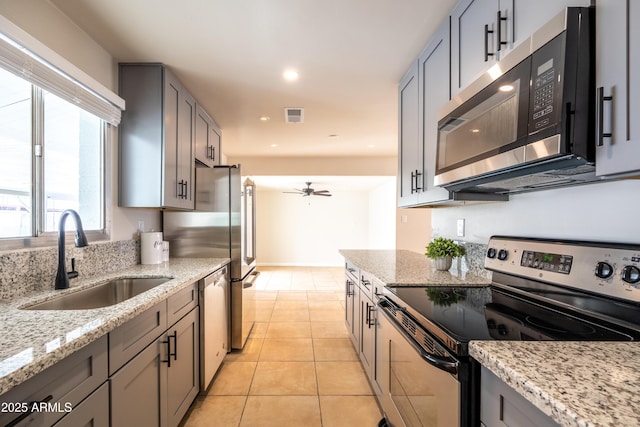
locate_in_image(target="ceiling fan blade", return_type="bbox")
[314,193,332,196]
[313,190,330,193]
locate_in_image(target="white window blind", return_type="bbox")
[0,15,125,125]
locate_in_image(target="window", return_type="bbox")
[0,67,106,240]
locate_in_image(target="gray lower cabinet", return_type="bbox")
[480,366,559,427]
[110,306,200,427]
[345,262,360,349]
[110,284,200,427]
[53,382,109,427]
[0,335,108,427]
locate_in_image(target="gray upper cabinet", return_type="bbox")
[195,104,222,167]
[397,61,420,207]
[450,0,588,97]
[595,0,640,177]
[119,63,195,209]
[417,22,454,205]
[450,0,498,97]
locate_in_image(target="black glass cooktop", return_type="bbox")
[385,284,640,351]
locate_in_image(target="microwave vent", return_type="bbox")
[285,107,304,123]
[441,117,466,131]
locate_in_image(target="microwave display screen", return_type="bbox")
[537,58,553,76]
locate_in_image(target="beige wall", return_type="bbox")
[396,207,431,254]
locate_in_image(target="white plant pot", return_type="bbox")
[433,256,453,271]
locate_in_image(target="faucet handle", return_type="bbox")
[67,257,79,279]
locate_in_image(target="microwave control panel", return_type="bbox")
[529,32,565,135]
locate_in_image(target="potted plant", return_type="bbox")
[425,237,466,271]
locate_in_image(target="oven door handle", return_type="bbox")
[380,306,459,375]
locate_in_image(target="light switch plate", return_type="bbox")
[457,219,465,237]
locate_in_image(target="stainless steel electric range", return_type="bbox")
[376,236,640,427]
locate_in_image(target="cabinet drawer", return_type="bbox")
[0,335,108,427]
[359,270,374,300]
[167,282,198,326]
[109,300,167,375]
[345,261,359,282]
[53,381,109,427]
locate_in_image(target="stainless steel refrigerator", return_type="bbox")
[163,165,258,350]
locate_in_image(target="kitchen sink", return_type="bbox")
[21,277,172,310]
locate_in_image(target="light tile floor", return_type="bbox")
[182,267,383,427]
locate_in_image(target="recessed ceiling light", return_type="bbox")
[328,134,339,140]
[471,129,480,133]
[270,144,278,148]
[258,116,271,122]
[283,69,299,81]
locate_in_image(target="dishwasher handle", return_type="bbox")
[243,270,260,289]
[202,265,228,288]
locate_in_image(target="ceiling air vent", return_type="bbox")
[284,107,304,124]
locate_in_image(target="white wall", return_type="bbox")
[0,0,162,243]
[257,182,396,266]
[431,180,640,244]
[368,179,397,249]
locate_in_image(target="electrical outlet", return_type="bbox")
[457,219,465,237]
[138,220,145,234]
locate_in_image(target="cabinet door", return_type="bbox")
[345,275,356,347]
[596,1,640,177]
[53,382,109,427]
[163,69,182,209]
[418,22,453,205]
[359,294,376,384]
[177,89,196,209]
[397,61,421,207]
[480,366,559,427]
[210,121,222,166]
[110,338,167,427]
[450,0,497,96]
[166,307,200,427]
[195,104,214,167]
[507,0,590,55]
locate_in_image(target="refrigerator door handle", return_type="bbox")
[243,270,260,288]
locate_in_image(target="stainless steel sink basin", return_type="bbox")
[22,277,172,310]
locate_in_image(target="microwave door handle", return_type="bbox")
[380,306,459,375]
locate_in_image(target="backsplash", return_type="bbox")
[454,240,490,279]
[0,239,138,300]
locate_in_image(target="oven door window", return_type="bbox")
[389,333,461,426]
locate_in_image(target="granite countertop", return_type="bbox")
[470,341,640,427]
[0,257,228,396]
[339,249,492,286]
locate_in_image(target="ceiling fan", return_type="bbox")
[284,182,332,197]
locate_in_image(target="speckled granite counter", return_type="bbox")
[339,249,492,286]
[0,257,228,396]
[470,341,640,427]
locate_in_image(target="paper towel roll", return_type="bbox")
[141,232,164,264]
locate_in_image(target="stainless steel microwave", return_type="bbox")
[435,7,597,194]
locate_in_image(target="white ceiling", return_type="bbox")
[50,0,456,158]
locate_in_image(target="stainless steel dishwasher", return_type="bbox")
[199,265,229,392]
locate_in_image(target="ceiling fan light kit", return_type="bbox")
[284,182,332,197]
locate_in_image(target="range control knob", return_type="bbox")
[594,262,614,279]
[487,248,497,259]
[497,249,509,261]
[621,265,640,285]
